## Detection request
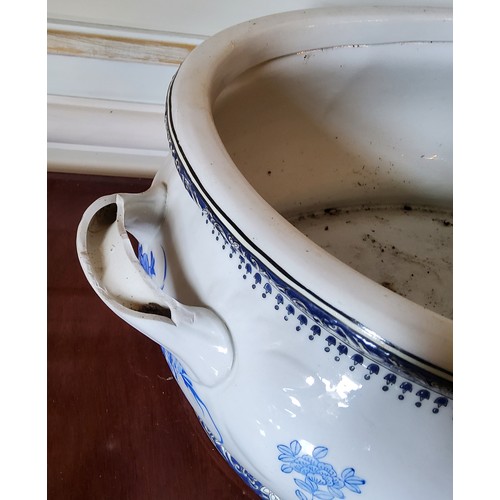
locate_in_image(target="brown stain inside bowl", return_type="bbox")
[288,204,453,319]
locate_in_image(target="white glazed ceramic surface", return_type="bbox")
[77,7,452,500]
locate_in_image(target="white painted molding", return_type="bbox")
[48,19,205,65]
[48,54,178,104]
[47,20,203,175]
[47,95,169,177]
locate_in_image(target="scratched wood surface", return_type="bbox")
[47,172,256,499]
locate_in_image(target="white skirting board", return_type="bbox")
[48,95,170,177]
[47,20,204,176]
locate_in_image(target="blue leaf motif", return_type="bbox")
[138,244,156,277]
[295,490,308,500]
[279,453,296,463]
[278,444,295,457]
[328,486,346,499]
[344,481,365,494]
[295,478,314,494]
[315,492,335,500]
[163,350,223,444]
[342,467,366,494]
[281,464,294,473]
[290,440,302,456]
[306,478,318,492]
[313,446,329,460]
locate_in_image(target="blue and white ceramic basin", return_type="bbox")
[77,7,452,499]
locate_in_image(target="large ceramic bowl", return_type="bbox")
[77,7,452,499]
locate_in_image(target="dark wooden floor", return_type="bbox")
[48,172,256,499]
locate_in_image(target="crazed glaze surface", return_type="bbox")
[77,7,452,500]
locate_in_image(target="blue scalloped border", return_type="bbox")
[164,76,452,409]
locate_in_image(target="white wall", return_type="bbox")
[47,0,449,36]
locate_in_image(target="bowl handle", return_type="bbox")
[76,181,233,387]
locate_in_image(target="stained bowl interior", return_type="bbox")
[213,39,452,318]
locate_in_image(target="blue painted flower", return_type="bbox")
[138,244,156,277]
[162,348,223,444]
[278,440,365,499]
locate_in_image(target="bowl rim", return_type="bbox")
[166,6,453,390]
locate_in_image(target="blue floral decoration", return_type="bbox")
[138,244,156,277]
[278,440,365,499]
[161,347,223,444]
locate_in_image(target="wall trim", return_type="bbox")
[47,95,168,176]
[47,20,200,175]
[47,19,204,65]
